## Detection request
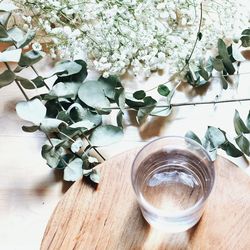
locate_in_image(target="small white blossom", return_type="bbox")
[32,42,42,52]
[15,0,250,78]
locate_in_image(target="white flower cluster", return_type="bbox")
[16,0,249,78]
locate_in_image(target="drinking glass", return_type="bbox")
[131,136,215,233]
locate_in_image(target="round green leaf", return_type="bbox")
[0,70,15,88]
[235,134,250,156]
[89,125,123,146]
[133,90,146,100]
[64,158,83,181]
[40,118,66,133]
[16,99,46,124]
[0,49,22,62]
[69,120,95,130]
[53,60,82,77]
[234,110,249,135]
[90,170,100,184]
[78,80,110,110]
[185,131,202,145]
[157,84,170,97]
[16,76,36,89]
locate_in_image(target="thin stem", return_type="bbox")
[4,62,29,101]
[104,97,250,110]
[44,131,54,147]
[13,42,51,91]
[59,131,75,142]
[171,97,250,107]
[82,135,106,161]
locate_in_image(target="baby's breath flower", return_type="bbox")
[32,42,42,52]
[15,0,249,78]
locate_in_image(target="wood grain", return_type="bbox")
[41,149,250,250]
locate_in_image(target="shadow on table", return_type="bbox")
[117,202,199,250]
[34,169,73,197]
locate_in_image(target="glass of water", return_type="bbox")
[131,136,215,233]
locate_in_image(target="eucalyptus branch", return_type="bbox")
[105,97,250,111]
[12,40,51,91]
[82,134,106,161]
[4,62,29,101]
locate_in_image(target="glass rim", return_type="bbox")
[131,135,215,218]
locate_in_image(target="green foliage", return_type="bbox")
[240,29,250,47]
[157,84,170,97]
[1,10,249,184]
[133,90,146,100]
[185,37,246,89]
[89,125,123,146]
[185,110,250,160]
[0,70,15,88]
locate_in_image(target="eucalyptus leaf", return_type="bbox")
[45,82,76,100]
[19,50,43,67]
[220,141,243,158]
[217,39,235,75]
[0,2,18,11]
[7,27,24,43]
[40,118,66,133]
[0,49,21,62]
[115,87,125,113]
[69,120,94,130]
[212,58,224,71]
[0,70,15,88]
[32,76,46,88]
[150,105,172,117]
[116,110,123,128]
[16,29,36,48]
[45,99,61,118]
[220,74,229,90]
[205,126,226,148]
[0,24,9,38]
[22,125,39,133]
[240,29,250,47]
[136,96,157,124]
[234,110,249,135]
[56,111,72,124]
[16,99,46,124]
[78,80,110,110]
[42,145,65,169]
[247,111,250,130]
[55,60,87,83]
[64,158,83,181]
[98,75,122,100]
[185,131,202,145]
[232,44,245,62]
[198,67,210,81]
[125,94,145,108]
[16,76,36,89]
[90,170,100,184]
[157,85,170,97]
[89,125,123,146]
[133,90,146,100]
[0,12,11,27]
[235,134,250,156]
[52,60,82,77]
[68,103,102,125]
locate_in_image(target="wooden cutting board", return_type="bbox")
[41,149,250,250]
